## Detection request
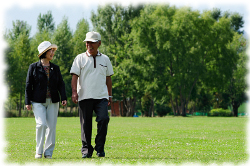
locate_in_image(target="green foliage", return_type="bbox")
[195,87,213,113]
[91,4,145,116]
[225,33,248,115]
[209,108,233,117]
[7,20,31,40]
[154,104,171,117]
[5,20,32,96]
[31,11,55,58]
[71,18,89,56]
[4,5,247,117]
[230,13,244,34]
[4,20,33,116]
[141,93,152,117]
[238,102,247,113]
[37,11,55,33]
[58,111,78,117]
[130,4,241,116]
[52,17,73,104]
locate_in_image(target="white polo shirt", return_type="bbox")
[70,51,114,101]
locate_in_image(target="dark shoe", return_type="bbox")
[82,152,93,158]
[96,151,105,157]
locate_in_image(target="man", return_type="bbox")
[70,31,114,158]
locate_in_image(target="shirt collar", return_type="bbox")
[86,51,102,57]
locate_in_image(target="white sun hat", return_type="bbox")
[83,31,101,42]
[37,41,57,57]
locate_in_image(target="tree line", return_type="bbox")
[4,4,247,117]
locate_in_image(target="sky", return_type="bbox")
[1,0,250,165]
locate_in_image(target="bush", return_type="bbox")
[22,110,34,117]
[5,111,17,117]
[58,111,78,117]
[155,104,172,117]
[209,108,233,117]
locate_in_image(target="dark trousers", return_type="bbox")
[79,99,110,155]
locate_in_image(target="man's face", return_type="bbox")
[86,41,101,55]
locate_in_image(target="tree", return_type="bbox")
[229,13,244,34]
[5,20,32,116]
[195,87,213,113]
[52,17,73,112]
[130,5,237,116]
[211,8,221,20]
[37,11,55,33]
[91,4,144,116]
[209,9,246,116]
[31,11,55,63]
[70,18,89,113]
[225,33,247,116]
[72,18,89,56]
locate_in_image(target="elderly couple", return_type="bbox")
[25,32,113,159]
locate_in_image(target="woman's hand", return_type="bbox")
[62,100,67,106]
[26,105,31,110]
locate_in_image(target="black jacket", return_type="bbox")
[25,61,67,105]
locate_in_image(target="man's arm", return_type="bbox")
[71,74,79,104]
[106,76,112,106]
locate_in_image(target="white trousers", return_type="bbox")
[32,98,59,156]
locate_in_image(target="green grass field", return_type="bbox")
[4,117,248,165]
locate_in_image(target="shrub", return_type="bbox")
[155,104,172,117]
[209,108,233,117]
[22,110,34,117]
[5,111,17,117]
[58,111,78,117]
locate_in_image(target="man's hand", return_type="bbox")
[108,97,112,106]
[72,91,78,104]
[71,74,79,104]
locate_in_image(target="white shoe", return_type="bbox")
[45,155,52,159]
[35,154,42,159]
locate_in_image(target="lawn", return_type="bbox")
[4,116,249,165]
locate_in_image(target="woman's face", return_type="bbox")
[45,49,55,61]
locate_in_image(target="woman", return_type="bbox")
[25,41,67,159]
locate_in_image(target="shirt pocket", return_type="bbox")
[98,64,107,76]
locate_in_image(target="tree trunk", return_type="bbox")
[122,97,128,117]
[131,97,136,116]
[232,101,239,117]
[181,98,186,116]
[170,96,176,116]
[19,91,22,117]
[184,98,189,116]
[125,97,136,117]
[175,98,180,116]
[150,99,154,117]
[139,98,143,117]
[119,101,122,116]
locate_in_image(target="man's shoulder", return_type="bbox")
[76,52,87,58]
[74,52,88,60]
[100,53,110,60]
